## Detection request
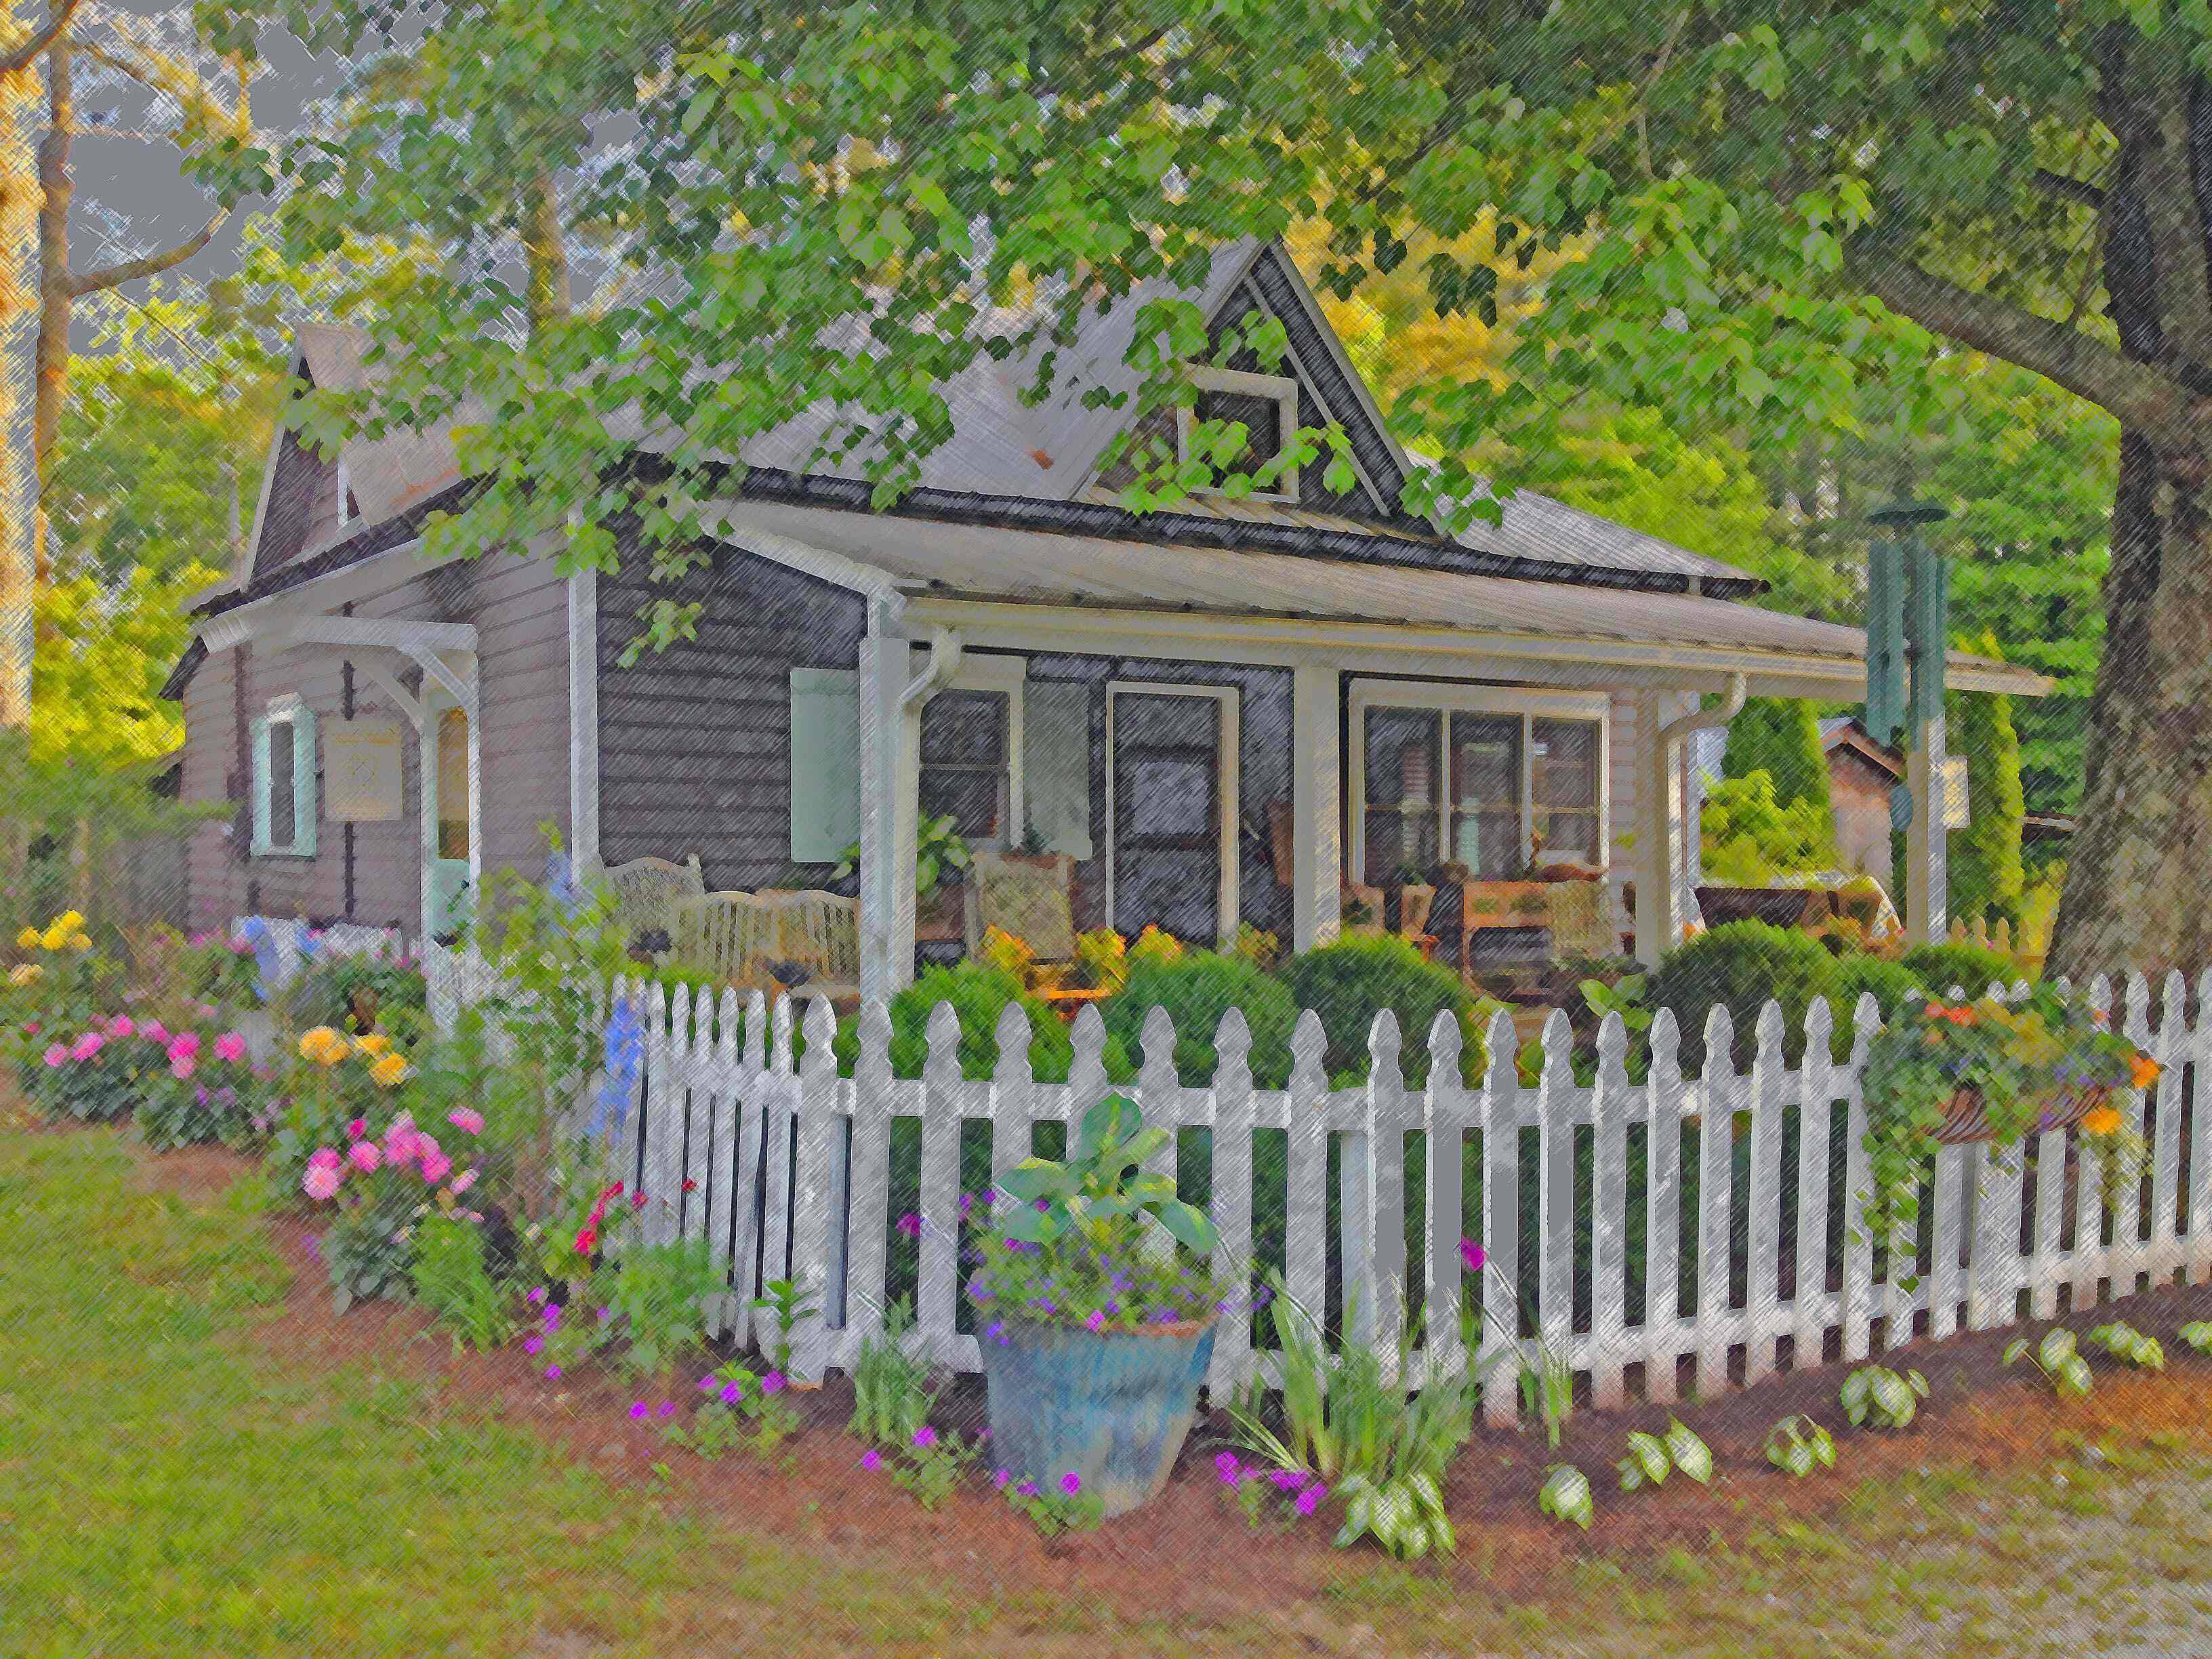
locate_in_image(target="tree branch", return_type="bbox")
[66,207,227,296]
[2033,167,2105,208]
[0,0,83,75]
[1847,247,2212,454]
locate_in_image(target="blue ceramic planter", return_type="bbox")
[981,1318,1218,1518]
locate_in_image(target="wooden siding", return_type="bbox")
[178,550,572,935]
[255,428,346,578]
[596,544,867,891]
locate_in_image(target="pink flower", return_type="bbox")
[348,1141,382,1174]
[167,1032,201,1061]
[110,1016,136,1038]
[302,1162,342,1202]
[720,1380,744,1404]
[1294,1485,1326,1517]
[447,1107,485,1135]
[70,1032,102,1060]
[306,1146,344,1172]
[544,1365,561,1380]
[1459,1238,1486,1275]
[346,1118,367,1141]
[419,1149,452,1185]
[142,1019,168,1045]
[169,1054,197,1081]
[1085,1310,1107,1333]
[629,1401,648,1420]
[214,1032,247,1063]
[1059,1471,1082,1497]
[41,1043,64,1068]
[449,1169,478,1196]
[861,1449,883,1471]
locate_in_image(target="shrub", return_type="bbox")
[1723,695,1835,823]
[1699,772,1833,884]
[1650,920,1835,1073]
[411,1212,516,1352]
[831,964,1122,1082]
[1897,940,2018,998]
[1822,954,1923,1061]
[1100,949,1298,1086]
[1281,935,1484,1086]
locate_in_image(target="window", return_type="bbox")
[919,689,1010,844]
[435,707,471,859]
[1349,683,1606,882]
[1178,365,1300,502]
[251,699,319,858]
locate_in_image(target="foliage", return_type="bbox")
[1616,1420,1711,1493]
[1209,1448,1330,1533]
[1841,1366,1929,1433]
[1225,1283,1481,1560]
[2087,1322,2165,1372]
[671,1362,801,1457]
[976,1094,1231,1334]
[752,1275,820,1382]
[1860,987,2152,1265]
[1537,1464,1595,1532]
[1281,934,1483,1087]
[283,948,430,1046]
[24,1013,165,1125]
[1100,949,1298,1088]
[861,1423,970,1511]
[2179,1322,2212,1358]
[1723,699,1835,832]
[833,810,971,900]
[1896,942,2018,1000]
[2003,1327,2096,1402]
[604,1236,723,1380]
[132,1023,266,1151]
[1698,772,1835,887]
[410,1213,516,1353]
[302,1097,488,1314]
[1947,668,2026,930]
[1763,1416,1837,1479]
[995,1468,1104,1538]
[1651,920,1837,1073]
[138,926,262,1017]
[849,1295,939,1450]
[830,963,1111,1083]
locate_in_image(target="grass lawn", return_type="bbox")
[5,1123,2212,1658]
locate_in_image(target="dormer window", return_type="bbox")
[1178,365,1300,503]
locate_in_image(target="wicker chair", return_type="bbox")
[1544,876,1617,962]
[670,890,779,988]
[602,854,705,945]
[962,851,1078,966]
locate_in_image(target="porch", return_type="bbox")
[701,498,2043,1004]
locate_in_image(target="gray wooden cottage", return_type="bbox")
[163,239,2045,996]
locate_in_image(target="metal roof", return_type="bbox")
[708,499,2049,696]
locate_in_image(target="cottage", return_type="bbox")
[162,240,2046,994]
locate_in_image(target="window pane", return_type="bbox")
[1538,809,1601,861]
[1362,708,1439,883]
[919,772,1005,844]
[1531,718,1599,810]
[1193,388,1284,472]
[1124,756,1213,838]
[919,690,1006,767]
[1447,714,1521,878]
[436,709,471,860]
[268,724,295,848]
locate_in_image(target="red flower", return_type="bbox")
[682,1179,697,1193]
[632,1192,649,1210]
[575,1227,598,1256]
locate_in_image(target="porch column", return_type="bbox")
[1290,659,1342,950]
[1635,691,1687,966]
[857,615,919,1002]
[1906,712,1948,945]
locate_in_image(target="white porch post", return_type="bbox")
[857,613,919,1001]
[1290,659,1343,950]
[1635,691,1685,966]
[1906,712,1948,945]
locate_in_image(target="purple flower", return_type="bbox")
[1151,1308,1178,1324]
[528,1286,549,1307]
[596,1305,613,1324]
[966,1273,996,1303]
[542,1303,562,1329]
[720,1380,745,1404]
[958,1191,977,1221]
[912,1425,939,1450]
[1029,1296,1056,1314]
[304,1234,321,1261]
[1034,1198,1050,1214]
[698,1374,720,1394]
[1084,1310,1107,1333]
[1459,1237,1486,1275]
[985,1321,1008,1346]
[544,1364,562,1380]
[629,1401,649,1421]
[1017,1479,1039,1497]
[1214,1451,1242,1486]
[862,1449,883,1471]
[657,1401,677,1419]
[993,1469,1012,1490]
[1294,1485,1326,1517]
[1059,1471,1082,1496]
[896,1212,922,1240]
[1269,1469,1303,1491]
[523,1334,544,1357]
[762,1372,786,1394]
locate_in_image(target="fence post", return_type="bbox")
[1642,1008,1683,1406]
[1136,1005,1182,1264]
[1421,1009,1467,1391]
[1066,1003,1108,1146]
[1589,1011,1631,1409]
[843,998,894,1363]
[1477,1007,1523,1427]
[642,980,680,1248]
[2072,975,2115,1313]
[1792,997,1835,1372]
[786,997,841,1384]
[2192,970,2212,1286]
[1840,994,1879,1360]
[705,987,743,1337]
[1534,1010,1575,1406]
[725,989,771,1343]
[1744,1000,1786,1385]
[1361,1010,1406,1372]
[1284,1010,1330,1373]
[916,1000,963,1348]
[989,1000,1035,1229]
[1694,1004,1736,1401]
[1209,1008,1256,1396]
[2150,970,2187,1282]
[2118,972,2152,1294]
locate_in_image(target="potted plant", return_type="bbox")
[970,1093,1233,1518]
[1860,985,2157,1269]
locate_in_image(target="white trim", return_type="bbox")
[1290,659,1343,951]
[701,506,909,613]
[335,455,355,527]
[1347,678,1610,886]
[255,695,314,858]
[1103,680,1240,946]
[567,567,602,869]
[1263,242,1422,514]
[1177,364,1301,504]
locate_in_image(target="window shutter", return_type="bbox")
[249,717,272,855]
[789,668,861,862]
[291,705,319,857]
[1023,681,1093,859]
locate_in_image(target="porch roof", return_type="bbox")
[707,499,2050,697]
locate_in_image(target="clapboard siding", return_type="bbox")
[178,550,573,933]
[596,543,867,890]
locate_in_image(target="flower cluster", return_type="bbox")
[298,1025,411,1088]
[302,1108,476,1203]
[16,910,91,954]
[300,1103,486,1311]
[994,1465,1103,1537]
[1214,1450,1328,1528]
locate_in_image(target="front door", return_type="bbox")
[1109,686,1236,945]
[427,705,472,938]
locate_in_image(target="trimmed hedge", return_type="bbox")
[1281,934,1486,1086]
[1650,920,1837,1073]
[1099,950,1299,1088]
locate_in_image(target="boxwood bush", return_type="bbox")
[830,963,1131,1082]
[1099,949,1299,1087]
[1650,920,1836,1074]
[1280,934,1486,1087]
[1897,941,2018,999]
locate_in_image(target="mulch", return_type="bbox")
[119,1133,2212,1629]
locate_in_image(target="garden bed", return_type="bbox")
[130,1128,2212,1616]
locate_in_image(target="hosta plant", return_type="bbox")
[1538,1463,1595,1531]
[2004,1327,2096,1400]
[2179,1322,2212,1358]
[2087,1322,2165,1371]
[1617,1419,1712,1492]
[1841,1364,1929,1431]
[1764,1415,1838,1479]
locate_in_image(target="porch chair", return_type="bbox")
[601,853,705,947]
[770,890,861,1004]
[963,851,1078,976]
[670,890,781,991]
[1544,876,1616,963]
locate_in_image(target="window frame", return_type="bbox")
[1176,364,1302,505]
[1346,680,1610,882]
[914,649,1026,851]
[251,693,319,859]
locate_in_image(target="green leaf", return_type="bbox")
[1152,1198,1218,1253]
[2039,1328,2077,1370]
[1076,1094,1136,1162]
[1622,1431,1669,1488]
[1869,1370,1914,1426]
[2058,1355,2094,1399]
[1664,1420,1712,1485]
[1539,1464,1593,1531]
[995,1160,1074,1202]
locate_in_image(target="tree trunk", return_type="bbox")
[30,39,64,511]
[522,169,569,334]
[0,24,37,732]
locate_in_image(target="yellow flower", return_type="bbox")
[56,910,83,931]
[38,927,65,951]
[2081,1105,2123,1137]
[298,1026,348,1066]
[14,926,37,949]
[66,933,90,951]
[369,1052,409,1088]
[354,1033,391,1057]
[7,962,40,986]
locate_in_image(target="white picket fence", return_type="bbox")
[541,964,2207,1426]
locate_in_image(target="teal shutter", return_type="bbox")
[789,668,862,862]
[1023,681,1093,858]
[291,705,319,857]
[1864,541,1906,747]
[1906,543,1948,731]
[249,716,273,855]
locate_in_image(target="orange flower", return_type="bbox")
[1924,1002,1950,1022]
[2081,1105,2123,1136]
[2130,1054,2161,1090]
